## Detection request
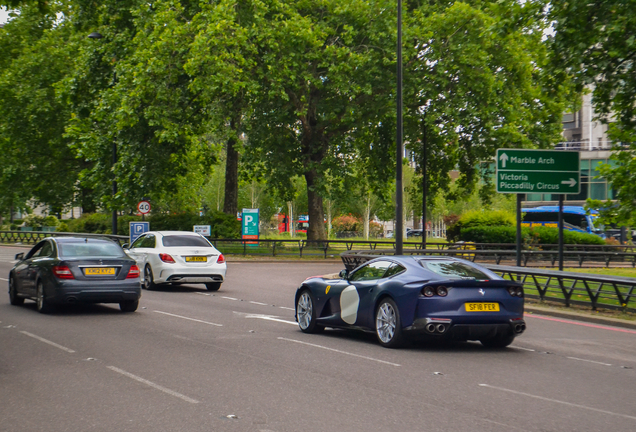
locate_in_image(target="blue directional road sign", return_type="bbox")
[129,221,150,243]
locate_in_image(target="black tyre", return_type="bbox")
[36,280,53,314]
[120,300,139,312]
[143,265,156,290]
[9,276,24,306]
[480,333,515,348]
[296,289,324,334]
[375,298,405,348]
[205,282,221,291]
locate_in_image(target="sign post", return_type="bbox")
[496,149,580,270]
[241,209,259,246]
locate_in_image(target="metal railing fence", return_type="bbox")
[340,252,636,313]
[2,231,635,268]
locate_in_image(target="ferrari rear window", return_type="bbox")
[162,235,212,247]
[419,260,490,280]
[59,242,125,258]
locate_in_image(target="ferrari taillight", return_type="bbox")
[507,286,524,297]
[126,265,140,279]
[52,265,75,279]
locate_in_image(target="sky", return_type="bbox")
[1,7,9,24]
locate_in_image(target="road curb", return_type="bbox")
[525,305,636,330]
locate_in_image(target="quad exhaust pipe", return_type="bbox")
[514,323,526,334]
[425,320,450,334]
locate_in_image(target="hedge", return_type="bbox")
[62,211,240,238]
[460,225,606,246]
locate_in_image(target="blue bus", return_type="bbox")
[521,206,605,237]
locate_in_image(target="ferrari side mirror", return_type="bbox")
[15,252,24,261]
[339,269,348,279]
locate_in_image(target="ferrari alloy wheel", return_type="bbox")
[36,281,53,314]
[296,290,323,334]
[375,298,404,348]
[144,265,156,290]
[9,276,24,306]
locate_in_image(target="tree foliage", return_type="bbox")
[551,0,636,226]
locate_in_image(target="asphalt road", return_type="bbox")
[1,245,635,432]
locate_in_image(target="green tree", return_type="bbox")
[551,0,636,226]
[0,2,82,215]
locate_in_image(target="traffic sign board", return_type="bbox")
[496,149,580,194]
[129,221,149,243]
[137,200,151,214]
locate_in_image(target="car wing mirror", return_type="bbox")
[339,269,348,279]
[122,243,129,249]
[15,252,24,261]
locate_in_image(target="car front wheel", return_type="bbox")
[296,290,323,334]
[9,276,24,306]
[144,265,156,290]
[375,298,404,348]
[36,281,53,314]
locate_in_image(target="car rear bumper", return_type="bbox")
[164,274,224,284]
[156,264,226,284]
[49,280,141,305]
[404,317,526,341]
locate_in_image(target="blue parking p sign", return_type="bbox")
[129,222,150,243]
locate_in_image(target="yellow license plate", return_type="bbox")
[84,267,116,276]
[185,256,207,262]
[465,302,500,312]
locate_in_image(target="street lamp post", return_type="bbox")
[88,31,118,236]
[395,0,404,255]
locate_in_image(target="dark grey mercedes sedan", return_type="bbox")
[8,237,141,313]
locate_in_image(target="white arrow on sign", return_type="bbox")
[499,152,509,168]
[561,178,577,187]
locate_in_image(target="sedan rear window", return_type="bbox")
[59,242,125,258]
[162,235,212,247]
[419,260,490,280]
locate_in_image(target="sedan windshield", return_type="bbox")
[58,242,125,258]
[162,235,212,247]
[419,260,490,280]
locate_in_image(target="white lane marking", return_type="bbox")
[154,311,223,327]
[567,356,612,366]
[0,277,9,281]
[243,313,297,326]
[249,301,268,306]
[511,346,535,352]
[20,331,75,353]
[221,296,238,301]
[107,366,199,404]
[278,337,401,367]
[279,306,295,311]
[479,384,636,421]
[195,292,211,296]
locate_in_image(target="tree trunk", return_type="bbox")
[304,169,327,240]
[223,116,239,216]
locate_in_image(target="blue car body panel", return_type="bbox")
[295,256,525,341]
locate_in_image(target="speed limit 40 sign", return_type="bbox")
[137,200,151,214]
